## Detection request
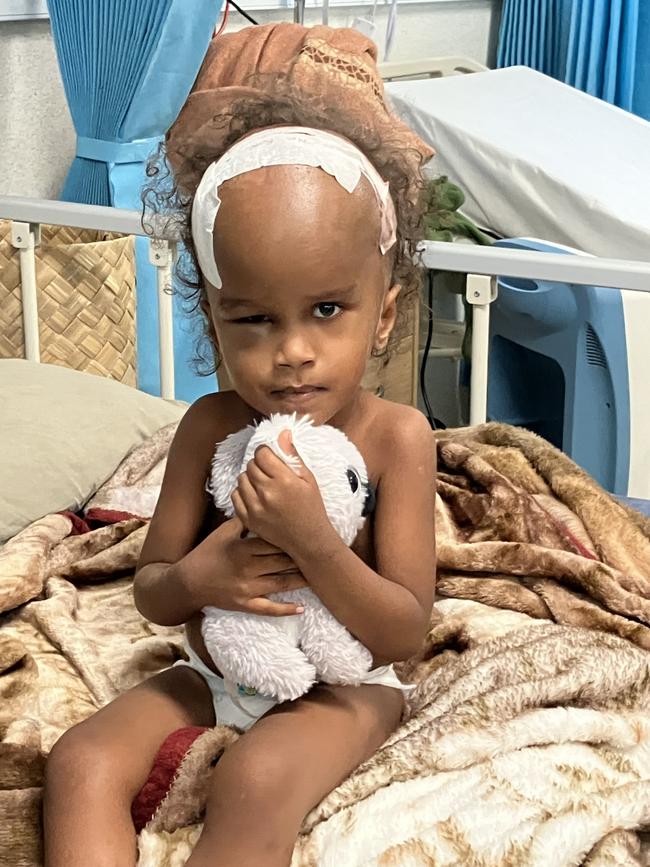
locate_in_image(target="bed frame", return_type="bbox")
[1,198,178,399]
[2,194,649,422]
[2,51,650,417]
[379,56,487,81]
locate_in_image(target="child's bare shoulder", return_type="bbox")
[370,397,433,454]
[355,394,433,485]
[163,389,257,486]
[178,389,257,445]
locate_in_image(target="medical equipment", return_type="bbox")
[384,64,650,494]
[488,238,650,498]
[417,240,650,498]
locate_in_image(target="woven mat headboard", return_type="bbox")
[0,221,136,386]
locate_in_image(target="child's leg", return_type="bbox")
[43,666,216,867]
[187,682,403,867]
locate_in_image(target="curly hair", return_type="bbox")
[142,75,429,376]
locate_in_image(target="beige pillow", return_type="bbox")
[0,360,188,542]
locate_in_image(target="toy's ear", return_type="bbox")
[208,425,255,515]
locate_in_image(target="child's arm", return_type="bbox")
[134,394,307,627]
[232,409,436,664]
[134,396,217,625]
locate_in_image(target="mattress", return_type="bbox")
[620,497,650,518]
[387,66,650,262]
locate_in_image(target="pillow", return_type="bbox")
[0,360,188,542]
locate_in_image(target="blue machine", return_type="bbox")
[487,238,642,496]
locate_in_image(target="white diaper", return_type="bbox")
[173,639,414,731]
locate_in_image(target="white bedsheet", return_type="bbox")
[387,66,650,262]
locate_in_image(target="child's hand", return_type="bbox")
[231,430,333,555]
[179,516,308,616]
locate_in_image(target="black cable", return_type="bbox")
[419,270,437,430]
[228,1,259,24]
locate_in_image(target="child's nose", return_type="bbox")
[275,330,316,368]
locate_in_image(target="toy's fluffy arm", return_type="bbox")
[202,604,317,702]
[286,411,436,664]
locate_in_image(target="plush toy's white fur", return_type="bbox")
[201,413,374,701]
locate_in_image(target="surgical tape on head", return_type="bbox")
[190,126,398,289]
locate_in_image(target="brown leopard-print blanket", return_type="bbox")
[1,422,649,866]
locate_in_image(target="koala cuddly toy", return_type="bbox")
[201,413,375,702]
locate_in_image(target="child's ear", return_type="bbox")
[373,283,401,354]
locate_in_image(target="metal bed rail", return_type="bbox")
[2,194,650,421]
[419,241,650,425]
[0,195,179,400]
[379,56,487,81]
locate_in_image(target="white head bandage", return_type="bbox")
[191,126,398,289]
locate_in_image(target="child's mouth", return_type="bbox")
[271,385,326,404]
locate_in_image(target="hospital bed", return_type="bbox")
[386,65,650,263]
[3,44,650,863]
[2,198,650,867]
[3,59,650,502]
[384,65,650,499]
[2,192,650,504]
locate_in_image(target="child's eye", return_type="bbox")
[232,315,270,324]
[313,302,342,319]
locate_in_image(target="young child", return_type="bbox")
[43,23,436,867]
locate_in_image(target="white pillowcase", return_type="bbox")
[0,360,187,542]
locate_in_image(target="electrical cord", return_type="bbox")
[229,1,259,24]
[419,270,446,430]
[214,1,230,37]
[419,270,436,429]
[214,0,259,35]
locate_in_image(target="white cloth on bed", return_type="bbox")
[387,66,650,262]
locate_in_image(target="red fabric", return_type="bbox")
[536,504,599,561]
[131,726,210,833]
[85,507,145,525]
[59,508,145,535]
[60,511,93,535]
[558,523,599,560]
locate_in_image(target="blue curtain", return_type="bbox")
[565,0,639,110]
[497,0,642,116]
[47,0,220,401]
[497,0,565,76]
[632,0,650,120]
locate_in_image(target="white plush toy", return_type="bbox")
[201,413,375,702]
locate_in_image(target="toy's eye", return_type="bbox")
[346,469,359,493]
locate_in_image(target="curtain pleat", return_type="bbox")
[48,0,176,204]
[46,0,221,401]
[497,0,562,77]
[565,0,639,110]
[497,0,641,113]
[632,0,649,119]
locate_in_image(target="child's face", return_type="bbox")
[205,164,399,425]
